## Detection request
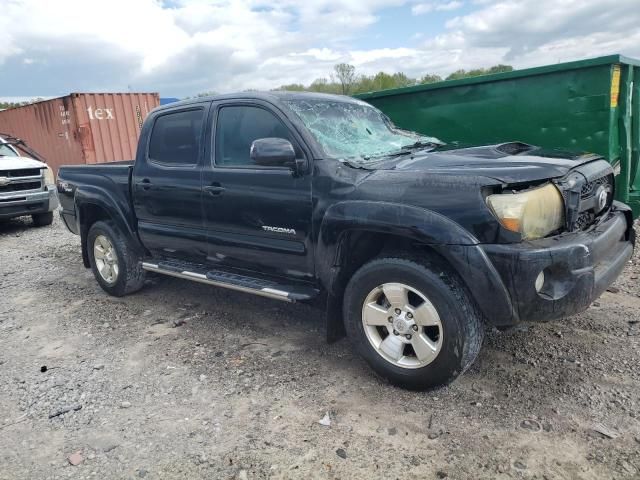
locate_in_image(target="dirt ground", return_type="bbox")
[1,216,639,480]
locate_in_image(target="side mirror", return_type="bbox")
[250,137,297,169]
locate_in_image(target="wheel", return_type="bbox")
[343,257,484,390]
[32,211,53,227]
[87,220,146,297]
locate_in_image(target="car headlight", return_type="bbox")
[486,183,565,240]
[43,166,55,186]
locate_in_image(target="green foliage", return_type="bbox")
[276,84,306,92]
[419,74,443,84]
[0,98,44,110]
[445,64,513,81]
[334,63,356,94]
[271,63,514,95]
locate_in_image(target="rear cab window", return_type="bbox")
[148,109,204,166]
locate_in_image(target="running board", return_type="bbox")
[141,261,319,303]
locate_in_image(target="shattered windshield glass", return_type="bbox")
[284,98,442,160]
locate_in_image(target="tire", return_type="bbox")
[343,257,484,390]
[87,220,146,297]
[32,211,54,227]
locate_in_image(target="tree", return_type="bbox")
[446,64,514,81]
[445,69,470,81]
[308,78,341,94]
[333,63,356,95]
[272,64,515,95]
[486,64,514,74]
[0,99,43,110]
[275,83,306,92]
[419,74,443,85]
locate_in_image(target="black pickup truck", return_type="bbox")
[58,91,635,389]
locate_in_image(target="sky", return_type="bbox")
[1,0,640,101]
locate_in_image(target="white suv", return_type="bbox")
[0,135,58,226]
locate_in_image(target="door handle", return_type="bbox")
[140,178,152,191]
[204,183,225,196]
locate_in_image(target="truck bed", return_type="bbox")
[57,161,136,236]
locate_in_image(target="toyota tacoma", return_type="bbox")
[57,92,635,389]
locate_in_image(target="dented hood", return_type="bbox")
[0,155,46,170]
[375,144,602,184]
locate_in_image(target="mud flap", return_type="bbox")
[326,292,346,343]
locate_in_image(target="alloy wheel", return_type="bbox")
[361,282,443,368]
[94,234,119,284]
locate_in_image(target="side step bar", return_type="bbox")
[141,262,319,303]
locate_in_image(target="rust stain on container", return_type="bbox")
[0,92,159,173]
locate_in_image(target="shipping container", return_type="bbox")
[356,55,640,217]
[0,92,159,174]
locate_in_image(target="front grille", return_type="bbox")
[574,211,594,230]
[0,181,42,193]
[557,160,614,232]
[0,168,41,177]
[581,175,612,198]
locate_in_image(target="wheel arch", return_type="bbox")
[76,188,143,268]
[316,201,515,341]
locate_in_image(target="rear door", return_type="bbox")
[133,104,209,260]
[201,101,314,281]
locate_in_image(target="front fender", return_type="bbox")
[316,201,515,325]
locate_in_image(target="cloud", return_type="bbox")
[0,0,407,96]
[412,1,464,15]
[0,0,639,98]
[445,0,640,60]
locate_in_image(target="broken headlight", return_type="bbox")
[487,183,565,240]
[43,166,55,186]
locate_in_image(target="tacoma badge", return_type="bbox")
[262,226,297,235]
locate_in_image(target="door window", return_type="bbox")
[148,109,204,165]
[215,106,295,167]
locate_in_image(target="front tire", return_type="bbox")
[343,257,484,390]
[32,211,53,227]
[87,220,145,297]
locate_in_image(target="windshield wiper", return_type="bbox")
[362,149,414,161]
[401,140,446,151]
[341,156,400,170]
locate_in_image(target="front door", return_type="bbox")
[133,105,208,261]
[202,101,314,281]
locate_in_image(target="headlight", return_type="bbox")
[43,166,55,186]
[487,183,565,240]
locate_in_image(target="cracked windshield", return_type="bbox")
[285,99,441,160]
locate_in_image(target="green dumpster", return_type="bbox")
[356,54,640,217]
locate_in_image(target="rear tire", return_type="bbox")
[32,212,53,227]
[343,257,484,390]
[87,220,145,297]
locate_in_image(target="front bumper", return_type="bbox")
[480,202,634,323]
[0,186,59,219]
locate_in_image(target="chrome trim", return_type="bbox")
[0,189,49,205]
[141,262,293,302]
[262,287,290,296]
[182,270,207,280]
[4,174,43,182]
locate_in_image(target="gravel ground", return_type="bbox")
[1,215,639,479]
